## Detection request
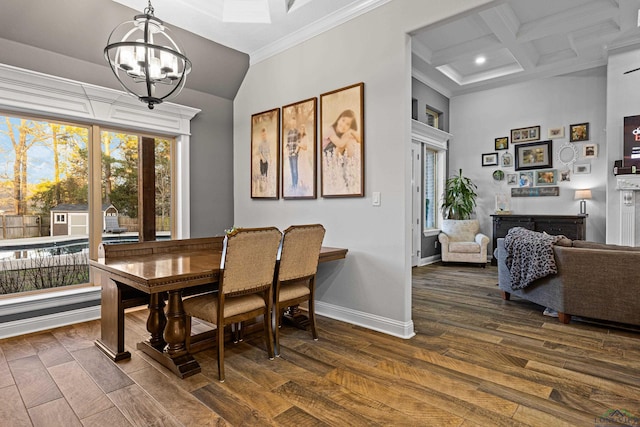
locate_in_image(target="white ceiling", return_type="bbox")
[411,0,640,96]
[111,0,640,96]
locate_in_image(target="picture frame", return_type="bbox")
[535,169,557,186]
[548,126,565,139]
[570,122,589,142]
[482,152,499,166]
[510,125,540,143]
[320,82,364,197]
[573,163,591,174]
[251,108,280,199]
[514,140,553,171]
[495,137,508,150]
[518,171,534,187]
[506,173,518,185]
[560,169,571,182]
[583,143,597,158]
[501,152,513,167]
[282,97,317,199]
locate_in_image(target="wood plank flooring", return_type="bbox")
[2,263,640,426]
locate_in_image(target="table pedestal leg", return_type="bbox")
[137,290,200,378]
[147,293,166,350]
[283,305,310,330]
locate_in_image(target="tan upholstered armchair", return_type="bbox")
[438,219,489,266]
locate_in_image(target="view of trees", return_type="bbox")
[0,115,172,230]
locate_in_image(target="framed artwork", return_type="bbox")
[501,152,513,167]
[495,137,509,150]
[251,108,280,199]
[583,143,597,158]
[482,152,499,166]
[514,140,553,171]
[548,126,565,139]
[560,169,571,182]
[507,173,518,185]
[518,171,534,187]
[320,82,364,197]
[535,169,557,186]
[282,97,317,199]
[570,123,589,142]
[510,125,540,143]
[573,163,591,174]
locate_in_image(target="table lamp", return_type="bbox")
[574,189,592,215]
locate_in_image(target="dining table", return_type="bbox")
[90,236,347,378]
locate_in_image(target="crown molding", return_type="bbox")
[250,0,391,65]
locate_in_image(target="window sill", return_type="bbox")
[423,229,441,238]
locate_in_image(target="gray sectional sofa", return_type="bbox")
[496,237,640,326]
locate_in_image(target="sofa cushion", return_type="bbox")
[571,240,640,251]
[448,242,481,253]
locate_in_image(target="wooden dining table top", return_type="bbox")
[90,246,347,294]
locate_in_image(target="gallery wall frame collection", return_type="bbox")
[250,82,365,200]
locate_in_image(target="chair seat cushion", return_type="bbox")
[183,293,266,324]
[279,282,310,301]
[448,242,481,253]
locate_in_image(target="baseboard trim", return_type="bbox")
[316,301,415,339]
[0,305,101,339]
[417,255,441,266]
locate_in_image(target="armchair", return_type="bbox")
[438,219,489,266]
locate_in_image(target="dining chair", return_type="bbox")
[183,226,282,382]
[273,224,325,356]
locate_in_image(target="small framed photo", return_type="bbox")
[501,152,513,167]
[519,171,534,187]
[514,140,553,171]
[535,169,557,186]
[495,137,509,150]
[570,123,589,142]
[573,163,591,174]
[583,143,597,158]
[482,152,499,166]
[507,173,518,185]
[560,169,571,182]
[511,126,540,143]
[548,126,565,139]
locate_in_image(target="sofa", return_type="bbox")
[438,219,489,266]
[496,237,640,326]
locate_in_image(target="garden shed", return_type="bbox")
[50,203,119,236]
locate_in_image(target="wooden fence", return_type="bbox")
[0,215,49,240]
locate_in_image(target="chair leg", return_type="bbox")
[217,323,225,382]
[264,305,275,360]
[274,303,281,357]
[308,297,318,341]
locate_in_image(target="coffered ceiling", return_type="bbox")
[411,0,640,96]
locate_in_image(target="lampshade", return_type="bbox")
[574,189,592,200]
[104,0,192,109]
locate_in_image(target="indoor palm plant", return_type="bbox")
[441,169,478,220]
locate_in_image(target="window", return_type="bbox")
[424,148,438,230]
[425,106,441,129]
[0,113,174,297]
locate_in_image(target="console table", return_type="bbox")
[490,214,586,265]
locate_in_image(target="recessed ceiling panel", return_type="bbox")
[436,48,522,85]
[413,14,493,52]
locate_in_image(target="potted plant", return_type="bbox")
[441,169,477,220]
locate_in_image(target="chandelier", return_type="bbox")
[104,0,192,109]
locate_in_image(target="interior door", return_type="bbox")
[411,142,422,267]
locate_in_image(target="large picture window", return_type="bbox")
[0,114,174,296]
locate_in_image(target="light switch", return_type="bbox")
[372,191,381,206]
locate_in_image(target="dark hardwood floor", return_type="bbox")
[2,263,640,426]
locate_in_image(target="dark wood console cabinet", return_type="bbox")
[490,214,587,265]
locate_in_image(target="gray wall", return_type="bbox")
[449,67,608,253]
[233,0,493,338]
[411,77,450,259]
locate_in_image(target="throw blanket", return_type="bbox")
[504,227,563,289]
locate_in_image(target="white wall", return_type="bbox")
[233,0,493,338]
[450,68,608,250]
[606,46,640,245]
